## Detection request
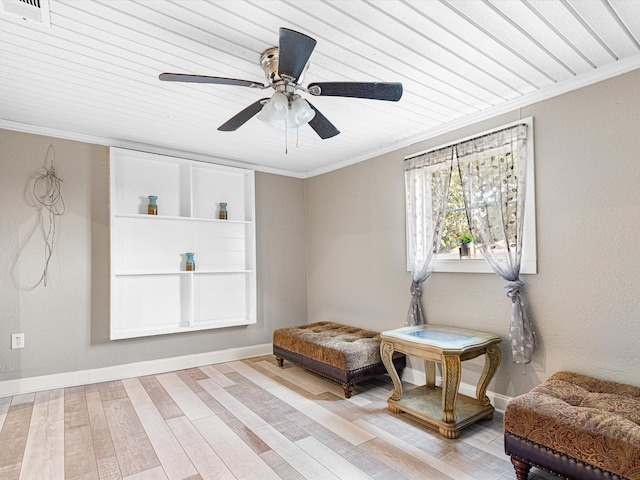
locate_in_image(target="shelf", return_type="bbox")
[111,317,254,340]
[115,213,252,224]
[115,270,254,276]
[110,148,256,340]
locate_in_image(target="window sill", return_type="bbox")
[433,254,537,274]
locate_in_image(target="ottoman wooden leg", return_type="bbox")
[342,384,353,398]
[276,356,284,367]
[510,457,531,480]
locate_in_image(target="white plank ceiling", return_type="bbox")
[1,0,640,177]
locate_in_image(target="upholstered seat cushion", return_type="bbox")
[504,371,640,479]
[273,321,384,372]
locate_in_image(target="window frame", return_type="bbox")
[405,117,537,274]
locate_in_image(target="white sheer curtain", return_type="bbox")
[404,147,454,326]
[457,124,535,363]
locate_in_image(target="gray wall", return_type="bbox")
[305,69,640,398]
[3,69,639,398]
[0,130,307,381]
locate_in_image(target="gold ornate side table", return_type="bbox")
[380,324,501,439]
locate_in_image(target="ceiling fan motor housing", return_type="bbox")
[260,47,281,83]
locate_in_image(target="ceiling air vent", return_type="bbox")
[1,0,50,27]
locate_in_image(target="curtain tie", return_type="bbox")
[504,280,524,301]
[410,280,422,299]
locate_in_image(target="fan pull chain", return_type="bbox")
[33,145,65,287]
[284,119,288,154]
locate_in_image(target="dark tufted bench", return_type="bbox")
[504,371,640,480]
[273,321,406,398]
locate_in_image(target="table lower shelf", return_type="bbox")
[387,386,494,439]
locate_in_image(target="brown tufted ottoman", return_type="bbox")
[504,371,640,480]
[273,322,406,398]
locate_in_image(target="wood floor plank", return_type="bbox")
[20,420,64,480]
[32,388,64,424]
[210,363,235,374]
[221,377,310,443]
[121,377,153,406]
[11,393,35,405]
[191,383,272,455]
[0,402,34,480]
[98,381,128,402]
[200,375,336,478]
[123,465,168,480]
[296,436,375,480]
[354,418,476,480]
[102,397,160,477]
[253,423,339,480]
[96,456,122,480]
[259,359,371,404]
[198,378,266,430]
[138,376,184,421]
[229,360,375,446]
[64,386,99,480]
[361,437,454,480]
[0,396,11,431]
[257,360,333,395]
[192,415,281,480]
[184,368,209,381]
[122,378,198,480]
[155,373,212,421]
[166,416,236,480]
[86,390,119,463]
[259,450,305,480]
[199,365,235,387]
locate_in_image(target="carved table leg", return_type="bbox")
[510,457,531,480]
[276,356,284,367]
[424,360,436,388]
[476,344,502,406]
[380,340,402,401]
[440,354,461,425]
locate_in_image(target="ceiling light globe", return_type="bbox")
[290,97,315,126]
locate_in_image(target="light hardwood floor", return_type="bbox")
[0,356,555,480]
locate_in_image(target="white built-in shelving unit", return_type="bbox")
[109,148,256,339]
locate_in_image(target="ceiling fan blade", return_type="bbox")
[159,73,265,88]
[307,102,340,139]
[278,28,317,82]
[308,82,403,101]
[218,98,269,132]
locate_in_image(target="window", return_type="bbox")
[405,118,537,274]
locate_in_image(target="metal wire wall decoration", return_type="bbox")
[32,144,65,287]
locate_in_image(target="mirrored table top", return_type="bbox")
[381,324,501,351]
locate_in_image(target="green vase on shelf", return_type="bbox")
[219,202,228,220]
[147,195,158,215]
[186,252,195,271]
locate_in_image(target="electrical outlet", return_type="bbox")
[11,333,24,349]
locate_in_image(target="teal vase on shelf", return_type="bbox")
[219,202,228,220]
[186,252,195,271]
[147,195,158,215]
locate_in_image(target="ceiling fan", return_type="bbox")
[159,27,403,139]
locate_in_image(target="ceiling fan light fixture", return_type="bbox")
[257,91,288,125]
[258,92,315,130]
[289,97,315,126]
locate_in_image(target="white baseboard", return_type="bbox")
[0,343,272,398]
[402,366,512,414]
[1,347,514,413]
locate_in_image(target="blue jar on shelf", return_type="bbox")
[219,202,228,220]
[186,252,195,271]
[147,195,158,215]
